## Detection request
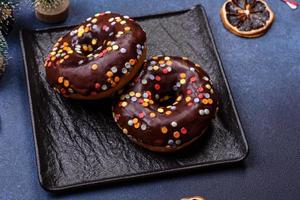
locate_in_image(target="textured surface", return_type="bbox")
[21,6,247,191]
[1,0,300,199]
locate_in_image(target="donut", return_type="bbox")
[44,11,147,100]
[113,56,218,153]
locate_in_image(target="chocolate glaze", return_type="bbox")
[113,56,218,152]
[44,11,146,99]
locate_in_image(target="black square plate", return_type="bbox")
[20,5,248,192]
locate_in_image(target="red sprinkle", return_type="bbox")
[139,99,144,104]
[154,84,160,90]
[197,87,204,92]
[162,68,168,74]
[155,76,161,81]
[91,91,97,96]
[187,102,193,107]
[102,25,109,31]
[99,52,104,57]
[190,76,196,82]
[60,88,66,94]
[198,93,204,99]
[138,112,145,119]
[95,83,101,89]
[187,89,192,95]
[181,127,187,134]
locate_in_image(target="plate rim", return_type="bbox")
[19,4,249,192]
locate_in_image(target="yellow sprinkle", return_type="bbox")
[124,27,131,32]
[135,92,141,98]
[206,84,211,89]
[161,127,168,134]
[121,102,128,107]
[91,64,98,70]
[133,118,139,124]
[166,60,172,66]
[50,52,56,56]
[107,46,112,51]
[180,79,186,85]
[82,44,88,51]
[115,17,121,22]
[164,57,170,61]
[153,65,159,71]
[64,55,69,59]
[59,59,64,64]
[185,96,191,102]
[91,18,98,23]
[159,60,165,65]
[195,64,200,67]
[180,73,186,79]
[67,50,74,54]
[92,39,97,45]
[51,56,56,61]
[112,45,119,50]
[129,91,135,96]
[150,112,156,118]
[84,26,90,33]
[157,108,164,113]
[152,56,158,60]
[142,102,149,107]
[182,56,188,60]
[176,96,182,102]
[88,45,93,52]
[123,128,128,134]
[120,20,126,25]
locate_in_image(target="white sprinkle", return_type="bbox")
[125,94,130,99]
[142,79,147,85]
[105,11,111,14]
[109,17,114,22]
[150,61,156,65]
[92,25,98,30]
[137,49,142,55]
[86,17,92,21]
[149,75,155,80]
[194,98,200,103]
[122,68,128,74]
[131,96,137,102]
[136,44,141,49]
[171,121,177,127]
[143,93,148,98]
[171,106,176,110]
[124,15,130,19]
[204,93,210,98]
[190,67,195,72]
[101,84,108,90]
[141,124,147,130]
[203,76,209,81]
[78,60,84,65]
[128,120,133,126]
[125,62,131,69]
[167,67,172,72]
[204,109,210,115]
[111,66,118,73]
[120,48,127,54]
[111,21,116,26]
[147,66,153,71]
[199,110,205,116]
[175,140,181,145]
[109,32,114,37]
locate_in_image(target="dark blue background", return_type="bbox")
[0,0,299,199]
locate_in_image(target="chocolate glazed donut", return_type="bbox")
[44,11,147,100]
[113,56,218,153]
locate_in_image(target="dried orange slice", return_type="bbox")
[220,0,275,38]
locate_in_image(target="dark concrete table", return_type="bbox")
[0,0,299,199]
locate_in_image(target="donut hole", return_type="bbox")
[74,32,105,56]
[157,92,179,107]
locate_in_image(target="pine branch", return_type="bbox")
[0,0,15,35]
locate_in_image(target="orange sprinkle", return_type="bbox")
[173,131,180,139]
[58,76,64,83]
[63,80,70,87]
[129,59,136,65]
[150,112,156,118]
[161,127,168,134]
[106,71,113,77]
[134,123,140,129]
[202,99,208,104]
[114,76,120,82]
[166,60,172,66]
[208,99,213,104]
[180,73,186,79]
[165,111,172,115]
